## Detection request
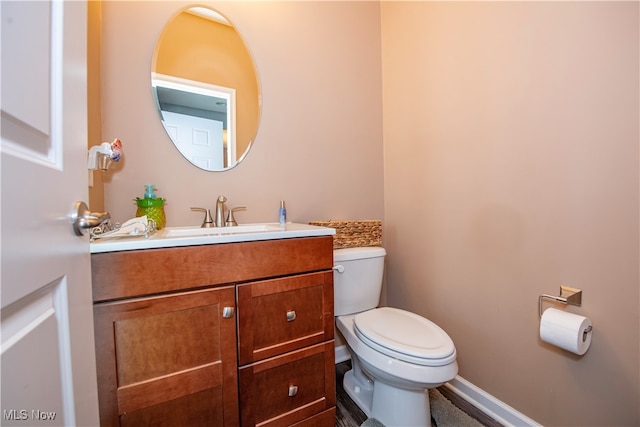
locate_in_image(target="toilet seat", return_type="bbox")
[353,307,456,366]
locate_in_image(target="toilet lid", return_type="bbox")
[354,307,456,366]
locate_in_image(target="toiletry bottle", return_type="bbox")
[135,184,166,229]
[279,200,287,226]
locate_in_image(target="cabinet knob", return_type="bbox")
[288,385,298,397]
[222,307,235,318]
[286,310,296,322]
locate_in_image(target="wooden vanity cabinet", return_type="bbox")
[238,342,335,426]
[237,271,334,364]
[91,236,335,427]
[93,286,238,427]
[237,271,335,426]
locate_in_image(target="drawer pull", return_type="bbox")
[286,310,296,322]
[222,307,235,318]
[288,385,298,397]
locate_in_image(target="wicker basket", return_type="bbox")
[309,220,382,249]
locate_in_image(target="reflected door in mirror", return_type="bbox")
[162,111,225,170]
[151,6,261,171]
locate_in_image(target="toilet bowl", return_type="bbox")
[334,247,458,426]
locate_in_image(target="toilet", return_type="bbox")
[334,247,458,427]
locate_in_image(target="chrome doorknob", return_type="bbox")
[71,201,110,236]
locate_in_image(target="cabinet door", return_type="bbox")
[94,286,238,427]
[237,271,334,364]
[239,342,336,427]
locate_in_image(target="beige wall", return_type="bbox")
[88,1,104,211]
[99,1,639,425]
[381,2,639,425]
[100,1,384,225]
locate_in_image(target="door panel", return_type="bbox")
[162,111,224,170]
[93,287,239,427]
[0,1,99,425]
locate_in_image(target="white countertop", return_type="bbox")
[90,222,335,253]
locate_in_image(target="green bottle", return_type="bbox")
[135,184,166,229]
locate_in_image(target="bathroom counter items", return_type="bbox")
[89,222,334,253]
[91,236,336,426]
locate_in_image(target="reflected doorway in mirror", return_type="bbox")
[151,5,261,172]
[152,73,236,170]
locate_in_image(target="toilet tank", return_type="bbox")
[333,246,386,316]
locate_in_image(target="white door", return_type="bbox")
[1,1,99,426]
[162,111,225,170]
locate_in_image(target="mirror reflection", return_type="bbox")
[152,7,261,171]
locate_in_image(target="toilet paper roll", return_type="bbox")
[540,308,592,355]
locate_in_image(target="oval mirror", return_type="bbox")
[151,6,261,171]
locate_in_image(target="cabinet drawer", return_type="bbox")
[237,271,334,364]
[291,407,336,427]
[239,341,335,427]
[92,236,333,302]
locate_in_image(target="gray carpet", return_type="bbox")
[361,418,385,427]
[429,389,484,427]
[360,389,484,427]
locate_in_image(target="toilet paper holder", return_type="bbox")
[539,286,593,344]
[538,286,584,318]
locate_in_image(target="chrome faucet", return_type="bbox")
[190,207,213,228]
[215,195,227,227]
[225,206,246,226]
[193,196,244,228]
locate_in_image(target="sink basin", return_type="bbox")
[89,222,335,253]
[162,223,282,237]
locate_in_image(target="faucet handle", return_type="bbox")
[191,207,213,228]
[226,206,246,227]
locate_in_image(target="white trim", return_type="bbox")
[335,344,351,363]
[444,376,542,427]
[54,277,76,426]
[186,7,231,27]
[49,0,64,171]
[333,348,540,426]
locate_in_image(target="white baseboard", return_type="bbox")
[334,346,540,427]
[335,344,351,363]
[444,376,541,427]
